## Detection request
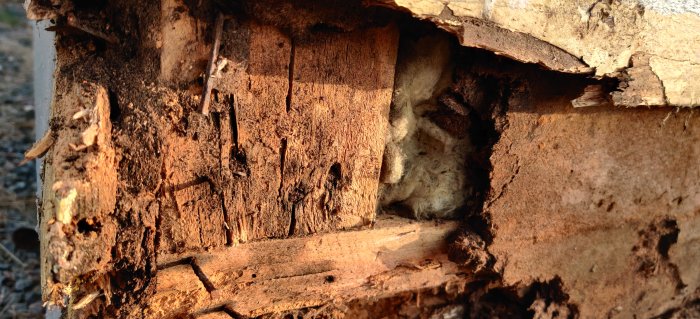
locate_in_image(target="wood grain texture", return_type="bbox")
[282,25,399,236]
[151,216,464,318]
[218,21,292,243]
[39,81,119,305]
[215,21,399,243]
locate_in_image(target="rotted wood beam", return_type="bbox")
[148,216,466,318]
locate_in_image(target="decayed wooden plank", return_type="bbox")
[218,21,292,242]
[158,114,228,253]
[40,81,119,305]
[215,21,399,243]
[144,264,210,318]
[151,216,464,318]
[283,25,399,236]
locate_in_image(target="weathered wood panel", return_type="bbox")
[150,216,464,318]
[282,25,399,235]
[487,95,700,318]
[212,21,400,244]
[372,0,700,106]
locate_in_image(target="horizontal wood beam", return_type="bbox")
[148,216,465,318]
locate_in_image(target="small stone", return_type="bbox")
[14,278,32,291]
[24,290,41,303]
[14,181,27,190]
[11,304,28,315]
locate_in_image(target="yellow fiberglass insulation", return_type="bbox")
[380,33,473,219]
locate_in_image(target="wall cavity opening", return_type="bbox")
[379,19,509,236]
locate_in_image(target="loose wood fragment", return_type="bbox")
[72,292,102,310]
[443,18,592,74]
[21,129,54,165]
[152,216,465,318]
[65,13,119,44]
[200,13,225,115]
[612,54,667,106]
[571,85,609,108]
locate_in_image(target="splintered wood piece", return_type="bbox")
[151,216,465,318]
[200,13,225,115]
[571,84,609,108]
[21,129,54,165]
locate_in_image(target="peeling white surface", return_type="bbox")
[638,0,700,15]
[508,0,529,9]
[483,0,496,18]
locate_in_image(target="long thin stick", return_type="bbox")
[200,13,225,115]
[0,243,26,267]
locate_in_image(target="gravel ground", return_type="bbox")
[0,1,43,318]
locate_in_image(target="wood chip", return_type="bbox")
[21,129,54,165]
[81,124,99,147]
[572,84,609,108]
[72,292,102,310]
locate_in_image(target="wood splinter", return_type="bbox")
[200,13,226,115]
[21,129,55,165]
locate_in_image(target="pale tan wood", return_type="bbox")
[39,81,119,306]
[160,0,210,84]
[151,216,464,318]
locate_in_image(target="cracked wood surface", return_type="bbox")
[156,12,398,251]
[216,20,397,243]
[39,81,119,306]
[148,216,463,318]
[487,84,700,318]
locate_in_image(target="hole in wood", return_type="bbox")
[379,21,503,224]
[77,218,102,235]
